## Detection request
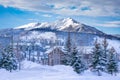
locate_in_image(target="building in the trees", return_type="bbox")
[47,47,65,66]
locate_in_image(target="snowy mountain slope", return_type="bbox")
[20,31,57,42]
[14,18,104,34]
[54,18,103,34]
[14,22,41,30]
[113,34,120,38]
[94,37,120,53]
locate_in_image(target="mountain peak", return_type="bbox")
[61,17,78,24]
[63,17,73,21]
[14,18,104,34]
[57,18,80,31]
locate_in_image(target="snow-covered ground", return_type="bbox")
[0,60,120,80]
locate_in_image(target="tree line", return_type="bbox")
[62,32,119,76]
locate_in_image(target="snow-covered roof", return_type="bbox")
[45,46,64,54]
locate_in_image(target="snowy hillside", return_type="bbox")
[14,22,41,30]
[95,37,120,53]
[0,60,120,80]
[14,18,104,34]
[20,31,57,42]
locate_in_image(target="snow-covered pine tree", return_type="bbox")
[102,37,108,57]
[70,46,78,66]
[107,47,119,75]
[62,32,72,65]
[71,46,86,74]
[91,39,103,76]
[101,37,109,72]
[0,46,18,72]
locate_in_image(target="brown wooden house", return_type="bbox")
[47,47,64,66]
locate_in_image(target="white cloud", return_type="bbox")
[28,18,39,21]
[0,0,120,16]
[42,14,52,17]
[94,21,120,27]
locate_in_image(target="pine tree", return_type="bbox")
[91,39,103,76]
[101,37,109,72]
[0,46,18,72]
[107,47,118,75]
[66,32,72,53]
[62,32,72,65]
[70,46,78,66]
[102,38,108,58]
[71,46,86,74]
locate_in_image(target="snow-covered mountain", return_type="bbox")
[0,18,120,54]
[14,18,103,35]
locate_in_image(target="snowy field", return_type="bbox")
[0,60,120,80]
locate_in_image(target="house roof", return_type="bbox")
[45,46,64,54]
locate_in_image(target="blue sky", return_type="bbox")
[0,0,120,34]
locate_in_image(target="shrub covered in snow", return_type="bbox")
[0,46,18,72]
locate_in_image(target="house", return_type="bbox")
[47,47,65,66]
